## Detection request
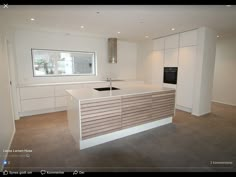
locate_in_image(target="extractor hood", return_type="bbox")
[108,38,117,63]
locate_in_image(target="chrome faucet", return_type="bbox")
[109,78,112,91]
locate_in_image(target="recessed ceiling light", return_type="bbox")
[80,25,84,29]
[145,36,149,38]
[226,5,231,7]
[217,35,220,38]
[117,32,120,34]
[30,18,35,21]
[171,28,175,31]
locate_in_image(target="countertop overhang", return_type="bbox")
[66,84,175,101]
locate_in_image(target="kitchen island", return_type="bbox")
[66,84,176,150]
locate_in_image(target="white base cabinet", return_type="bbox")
[17,81,144,117]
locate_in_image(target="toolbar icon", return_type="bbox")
[73,170,78,175]
[3,170,8,175]
[40,170,46,175]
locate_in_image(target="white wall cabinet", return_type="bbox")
[176,46,196,111]
[164,34,179,49]
[180,30,197,47]
[164,48,179,67]
[153,37,165,51]
[152,51,164,85]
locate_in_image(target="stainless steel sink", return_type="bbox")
[94,87,120,91]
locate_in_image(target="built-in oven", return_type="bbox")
[163,67,178,84]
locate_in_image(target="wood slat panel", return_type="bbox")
[122,96,152,102]
[152,104,175,111]
[81,109,121,119]
[152,98,175,104]
[122,113,152,123]
[82,121,121,133]
[152,110,174,117]
[81,97,121,104]
[81,112,121,122]
[82,124,121,138]
[122,106,151,114]
[122,108,152,117]
[122,99,152,105]
[81,102,121,112]
[152,95,175,100]
[152,90,175,96]
[82,116,121,128]
[82,127,122,140]
[122,101,152,108]
[81,99,121,108]
[81,106,121,116]
[121,93,152,100]
[82,118,121,130]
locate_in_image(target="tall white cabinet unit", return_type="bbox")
[152,37,165,86]
[151,27,216,116]
[176,30,197,112]
[153,29,198,113]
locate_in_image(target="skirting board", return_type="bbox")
[176,105,192,113]
[19,107,67,117]
[212,100,236,107]
[80,117,172,150]
[0,128,15,171]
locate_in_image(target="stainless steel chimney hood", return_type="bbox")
[108,38,117,63]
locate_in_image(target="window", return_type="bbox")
[31,49,96,76]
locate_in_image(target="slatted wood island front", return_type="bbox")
[67,85,175,149]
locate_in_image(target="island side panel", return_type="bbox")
[151,90,176,120]
[121,93,153,129]
[67,95,81,148]
[80,97,122,140]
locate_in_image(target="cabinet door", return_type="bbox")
[55,96,68,107]
[164,48,179,67]
[176,46,196,109]
[20,86,54,100]
[153,37,165,51]
[180,30,197,47]
[165,34,179,49]
[21,98,54,112]
[152,51,164,85]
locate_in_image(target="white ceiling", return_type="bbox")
[1,5,236,41]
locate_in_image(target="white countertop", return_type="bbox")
[66,84,175,101]
[17,80,143,87]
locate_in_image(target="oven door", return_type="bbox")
[163,67,178,84]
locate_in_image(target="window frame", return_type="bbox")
[31,48,97,77]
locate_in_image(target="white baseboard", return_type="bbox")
[212,100,236,107]
[176,105,192,113]
[80,117,172,150]
[1,127,15,171]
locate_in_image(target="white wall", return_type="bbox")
[13,28,137,85]
[136,40,153,84]
[110,40,137,79]
[212,35,236,106]
[0,32,15,171]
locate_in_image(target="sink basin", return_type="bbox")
[94,87,120,91]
